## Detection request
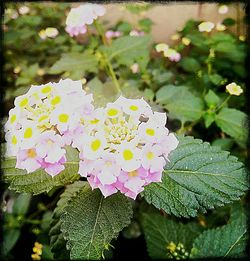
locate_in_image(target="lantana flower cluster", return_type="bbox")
[5,79,94,176]
[155,43,181,62]
[5,80,178,199]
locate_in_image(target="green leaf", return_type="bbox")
[2,146,80,195]
[138,18,153,33]
[179,57,201,72]
[215,108,248,147]
[49,181,84,260]
[204,90,220,107]
[141,212,203,259]
[60,182,133,260]
[142,135,248,218]
[2,229,21,255]
[12,193,32,216]
[209,73,224,85]
[102,35,152,70]
[191,205,247,258]
[203,111,216,128]
[212,138,234,151]
[49,51,98,79]
[156,85,204,123]
[222,18,236,26]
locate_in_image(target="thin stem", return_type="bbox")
[93,20,122,94]
[215,95,231,112]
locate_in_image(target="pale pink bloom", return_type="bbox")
[36,130,66,164]
[142,144,166,172]
[16,148,42,173]
[65,4,106,37]
[144,170,163,185]
[78,159,95,177]
[88,175,118,197]
[130,63,139,74]
[105,30,122,39]
[129,30,145,36]
[168,51,181,62]
[160,133,179,159]
[40,155,66,177]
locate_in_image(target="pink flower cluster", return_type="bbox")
[73,96,179,199]
[65,4,106,37]
[5,81,179,199]
[105,30,122,39]
[5,79,94,176]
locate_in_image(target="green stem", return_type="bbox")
[215,95,231,112]
[93,20,121,93]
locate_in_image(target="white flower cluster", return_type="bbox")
[5,79,179,199]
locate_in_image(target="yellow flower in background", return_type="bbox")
[198,22,214,32]
[218,5,228,14]
[216,23,226,31]
[31,242,43,260]
[45,27,59,38]
[226,82,243,96]
[81,78,87,85]
[14,66,21,74]
[37,68,45,76]
[182,37,191,46]
[155,43,169,52]
[39,28,59,39]
[171,34,180,41]
[239,35,245,41]
[38,29,47,40]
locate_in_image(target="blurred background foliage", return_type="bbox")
[2,2,248,260]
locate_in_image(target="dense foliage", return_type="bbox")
[2,2,248,260]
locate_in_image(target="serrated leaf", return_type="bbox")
[49,181,84,260]
[156,85,204,123]
[203,111,216,128]
[215,108,248,147]
[142,135,248,218]
[191,205,247,258]
[2,146,80,195]
[12,193,31,216]
[102,35,152,70]
[60,182,133,260]
[142,212,203,259]
[49,52,98,79]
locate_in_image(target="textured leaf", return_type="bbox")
[204,90,220,107]
[156,85,204,123]
[49,52,98,79]
[2,146,80,195]
[191,204,247,258]
[215,108,248,147]
[102,35,152,70]
[143,135,248,218]
[49,181,84,260]
[142,212,203,259]
[60,182,133,260]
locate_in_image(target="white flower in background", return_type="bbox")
[171,34,180,41]
[18,6,30,15]
[38,28,59,39]
[218,5,228,14]
[130,63,139,74]
[182,37,191,46]
[226,82,243,96]
[198,21,215,32]
[216,23,226,31]
[65,3,106,37]
[155,43,169,53]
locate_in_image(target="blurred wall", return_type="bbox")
[98,3,246,43]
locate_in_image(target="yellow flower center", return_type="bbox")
[19,98,28,107]
[91,139,101,151]
[27,149,36,158]
[51,96,61,105]
[41,85,52,94]
[129,105,138,111]
[58,114,69,123]
[146,128,155,136]
[107,108,119,117]
[123,149,133,160]
[10,114,17,124]
[24,128,33,139]
[128,170,138,177]
[11,135,17,145]
[146,151,154,160]
[90,118,100,124]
